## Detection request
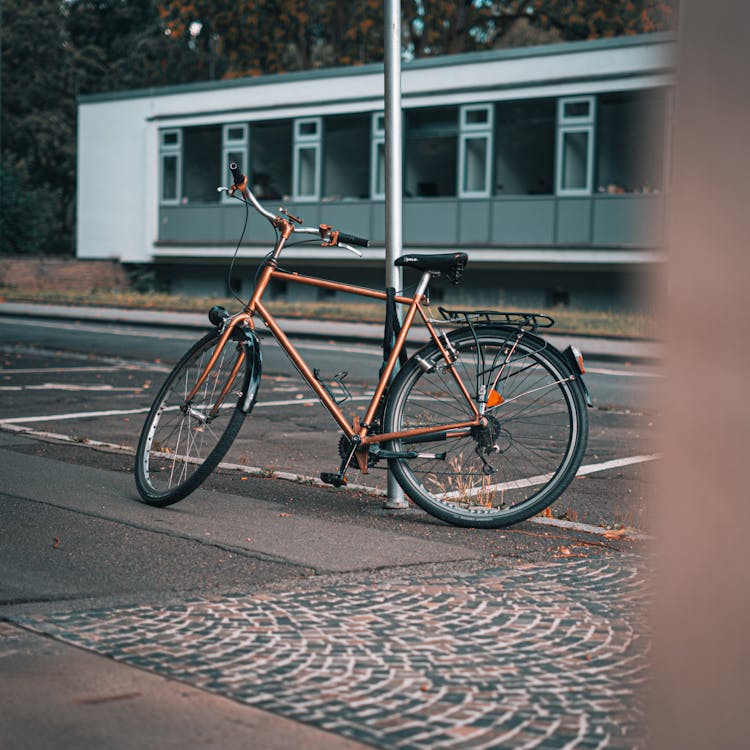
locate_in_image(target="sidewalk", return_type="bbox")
[0,301,663,363]
[0,622,371,750]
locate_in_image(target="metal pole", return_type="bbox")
[383,0,408,509]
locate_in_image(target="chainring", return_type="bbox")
[338,434,380,468]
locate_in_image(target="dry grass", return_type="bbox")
[0,287,658,339]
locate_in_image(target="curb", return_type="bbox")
[0,301,663,364]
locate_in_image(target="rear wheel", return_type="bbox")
[383,327,587,528]
[135,329,260,507]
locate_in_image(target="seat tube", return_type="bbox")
[361,272,431,432]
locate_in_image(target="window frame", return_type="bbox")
[370,111,386,200]
[458,104,493,198]
[292,117,322,202]
[159,128,182,205]
[555,96,595,196]
[221,123,249,203]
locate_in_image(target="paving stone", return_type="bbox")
[13,554,650,749]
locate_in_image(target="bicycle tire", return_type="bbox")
[135,328,261,507]
[383,327,587,528]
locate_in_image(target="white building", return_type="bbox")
[77,32,674,309]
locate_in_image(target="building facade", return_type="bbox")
[77,33,674,310]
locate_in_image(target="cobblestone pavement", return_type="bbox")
[14,554,650,750]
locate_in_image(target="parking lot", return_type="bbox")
[0,311,662,749]
[0,314,660,533]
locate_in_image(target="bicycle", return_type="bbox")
[134,163,591,528]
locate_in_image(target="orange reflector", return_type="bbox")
[571,345,586,374]
[487,389,504,407]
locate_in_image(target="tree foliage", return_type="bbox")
[0,0,676,256]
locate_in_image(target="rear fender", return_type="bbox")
[416,325,593,407]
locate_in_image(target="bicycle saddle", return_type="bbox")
[395,252,468,284]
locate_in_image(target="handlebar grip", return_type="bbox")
[229,162,246,186]
[338,232,370,248]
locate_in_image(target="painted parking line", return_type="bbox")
[586,366,663,379]
[0,366,135,374]
[0,383,143,393]
[0,418,659,539]
[0,394,372,425]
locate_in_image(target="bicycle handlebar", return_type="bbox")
[229,162,247,189]
[337,232,370,248]
[226,162,369,253]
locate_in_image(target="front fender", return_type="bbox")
[235,327,262,413]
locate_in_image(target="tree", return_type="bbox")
[0,0,204,255]
[401,1,677,59]
[159,0,385,77]
[1,0,76,254]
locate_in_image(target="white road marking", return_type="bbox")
[0,421,654,540]
[1,366,132,374]
[5,383,143,393]
[0,394,372,424]
[0,407,153,424]
[586,366,663,379]
[436,453,661,500]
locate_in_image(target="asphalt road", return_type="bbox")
[0,314,658,749]
[0,315,660,531]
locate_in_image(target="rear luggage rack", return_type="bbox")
[434,307,555,332]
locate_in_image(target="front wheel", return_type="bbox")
[383,327,588,528]
[135,328,261,507]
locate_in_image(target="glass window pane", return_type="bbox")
[251,121,292,199]
[463,136,488,193]
[226,126,245,142]
[162,155,178,200]
[162,131,179,147]
[596,89,666,193]
[564,100,590,119]
[465,108,489,126]
[299,120,318,137]
[375,141,385,195]
[405,107,458,197]
[494,99,555,195]
[374,114,385,133]
[323,114,369,199]
[561,130,589,190]
[297,147,317,196]
[183,125,221,202]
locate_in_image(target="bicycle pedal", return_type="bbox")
[320,472,347,488]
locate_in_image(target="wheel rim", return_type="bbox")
[141,337,246,496]
[391,334,580,519]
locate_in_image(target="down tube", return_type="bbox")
[254,300,354,437]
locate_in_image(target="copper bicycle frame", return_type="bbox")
[185,225,483,474]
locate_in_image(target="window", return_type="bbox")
[556,96,595,195]
[182,125,221,203]
[596,89,667,194]
[323,114,370,200]
[249,120,292,200]
[404,107,457,198]
[222,123,248,202]
[159,129,181,204]
[494,99,555,195]
[370,112,386,199]
[293,117,322,201]
[459,105,493,197]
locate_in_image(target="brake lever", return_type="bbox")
[339,243,363,258]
